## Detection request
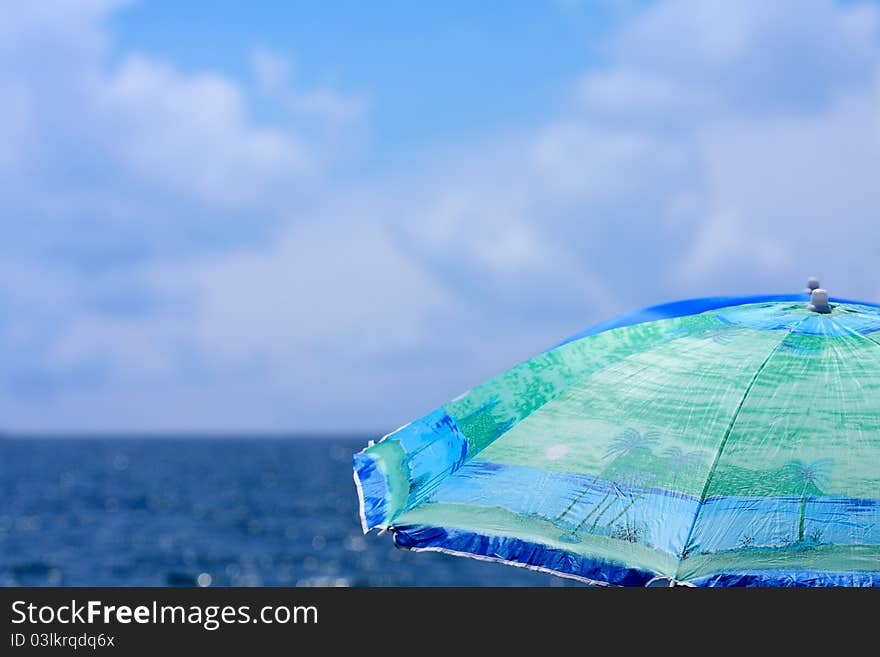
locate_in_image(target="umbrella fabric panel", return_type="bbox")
[355,312,716,531]
[676,327,880,583]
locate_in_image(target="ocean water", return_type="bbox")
[0,438,578,587]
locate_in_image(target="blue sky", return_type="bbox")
[112,1,613,163]
[2,0,879,433]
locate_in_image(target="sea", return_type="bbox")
[0,437,578,587]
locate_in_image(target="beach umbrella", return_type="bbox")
[353,283,880,586]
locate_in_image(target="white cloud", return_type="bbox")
[101,54,313,210]
[575,71,714,117]
[250,46,367,125]
[676,88,880,295]
[48,315,179,379]
[562,0,880,299]
[675,211,793,287]
[579,0,880,121]
[608,0,879,99]
[250,47,292,95]
[873,71,880,137]
[529,121,691,203]
[0,4,363,231]
[152,216,460,365]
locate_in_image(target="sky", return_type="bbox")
[2,0,879,434]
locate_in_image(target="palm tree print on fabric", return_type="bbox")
[556,429,658,524]
[603,428,661,461]
[661,446,704,487]
[560,473,654,544]
[663,447,704,471]
[782,458,833,543]
[557,429,659,542]
[601,472,656,529]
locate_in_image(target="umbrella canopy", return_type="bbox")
[353,289,880,586]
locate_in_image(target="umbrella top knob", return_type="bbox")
[808,288,831,313]
[806,276,820,291]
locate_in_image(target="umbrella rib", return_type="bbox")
[672,317,807,582]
